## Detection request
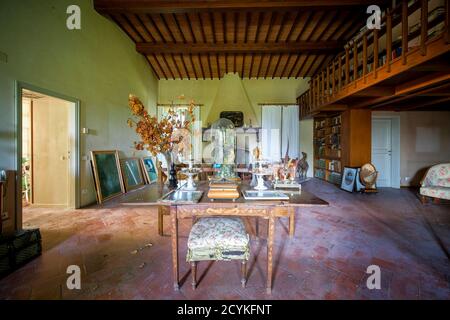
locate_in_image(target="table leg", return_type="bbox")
[158,206,164,236]
[266,214,275,294]
[289,207,295,238]
[170,205,179,291]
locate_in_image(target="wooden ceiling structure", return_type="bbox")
[94,0,389,80]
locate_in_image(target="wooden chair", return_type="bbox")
[187,217,250,289]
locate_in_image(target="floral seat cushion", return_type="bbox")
[420,163,450,200]
[420,186,450,200]
[187,217,250,262]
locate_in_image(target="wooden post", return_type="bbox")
[322,71,325,104]
[373,29,379,79]
[363,34,367,82]
[170,205,179,291]
[421,0,428,56]
[338,55,342,91]
[316,76,320,107]
[241,260,247,288]
[326,65,330,100]
[312,79,315,109]
[386,8,392,72]
[332,60,336,96]
[345,46,350,85]
[266,213,275,294]
[308,90,312,112]
[445,0,449,44]
[191,262,197,290]
[402,0,409,64]
[353,41,358,87]
[317,77,320,107]
[158,206,164,236]
[289,207,295,238]
[307,88,312,109]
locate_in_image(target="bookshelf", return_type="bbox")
[313,114,343,185]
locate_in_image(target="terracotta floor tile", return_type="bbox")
[1,179,449,299]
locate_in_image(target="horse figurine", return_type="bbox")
[297,152,309,179]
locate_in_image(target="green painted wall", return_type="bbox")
[0,0,158,211]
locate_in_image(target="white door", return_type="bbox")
[372,119,392,187]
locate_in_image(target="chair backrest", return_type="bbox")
[421,163,450,187]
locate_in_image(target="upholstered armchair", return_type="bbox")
[420,163,450,203]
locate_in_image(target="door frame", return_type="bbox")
[15,82,81,212]
[371,115,401,189]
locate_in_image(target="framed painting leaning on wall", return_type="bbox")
[140,157,158,184]
[120,158,145,191]
[340,167,358,193]
[91,150,125,204]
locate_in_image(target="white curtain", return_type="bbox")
[261,106,282,162]
[158,105,202,163]
[281,105,299,160]
[261,105,299,162]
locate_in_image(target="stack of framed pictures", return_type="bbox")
[90,151,159,204]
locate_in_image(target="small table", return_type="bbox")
[121,182,328,294]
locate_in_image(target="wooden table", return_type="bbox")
[121,182,328,294]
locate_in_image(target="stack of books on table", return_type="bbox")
[207,181,240,201]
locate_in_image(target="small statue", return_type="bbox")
[298,152,309,179]
[252,146,261,161]
[157,160,167,184]
[287,158,298,181]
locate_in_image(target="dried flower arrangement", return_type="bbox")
[127,94,196,164]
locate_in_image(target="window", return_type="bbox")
[157,105,202,163]
[261,105,299,162]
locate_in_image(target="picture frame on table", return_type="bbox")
[340,167,358,193]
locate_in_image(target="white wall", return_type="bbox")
[299,119,314,177]
[0,0,159,211]
[374,111,450,186]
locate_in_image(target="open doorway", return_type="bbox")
[17,84,80,210]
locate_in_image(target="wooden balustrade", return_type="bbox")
[386,8,392,72]
[298,0,448,119]
[402,0,409,64]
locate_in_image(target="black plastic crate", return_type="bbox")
[0,255,11,275]
[14,242,42,266]
[12,229,41,250]
[0,229,42,277]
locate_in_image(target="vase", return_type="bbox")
[162,152,177,189]
[169,162,178,189]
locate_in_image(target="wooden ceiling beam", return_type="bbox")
[136,41,343,54]
[95,0,387,14]
[352,86,395,97]
[370,82,450,109]
[403,96,450,111]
